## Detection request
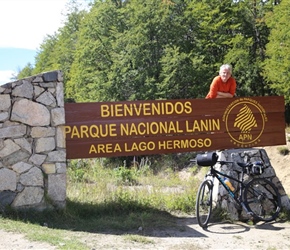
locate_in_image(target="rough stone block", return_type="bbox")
[0,94,11,110]
[0,168,17,191]
[42,163,56,174]
[12,186,44,207]
[48,174,66,201]
[43,71,58,82]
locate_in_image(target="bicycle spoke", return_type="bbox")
[244,178,281,222]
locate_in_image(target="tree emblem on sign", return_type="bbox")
[234,104,257,132]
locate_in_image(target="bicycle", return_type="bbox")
[193,151,281,228]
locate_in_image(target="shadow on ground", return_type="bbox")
[1,200,287,239]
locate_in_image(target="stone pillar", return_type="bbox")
[0,71,66,210]
[212,148,290,220]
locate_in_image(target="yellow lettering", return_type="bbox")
[159,140,166,149]
[115,104,123,117]
[180,140,188,148]
[139,142,147,151]
[158,138,212,150]
[168,122,176,133]
[166,140,173,149]
[89,143,122,154]
[80,125,89,138]
[175,102,184,114]
[186,119,220,132]
[71,126,80,138]
[109,124,117,136]
[165,102,174,114]
[137,123,146,135]
[133,103,142,116]
[143,103,151,115]
[114,143,122,152]
[124,141,156,152]
[193,120,201,131]
[130,124,138,135]
[64,126,71,137]
[131,142,139,151]
[100,101,193,118]
[151,102,161,115]
[184,101,192,114]
[150,122,159,134]
[98,144,106,153]
[106,144,113,153]
[239,133,252,141]
[120,123,129,136]
[89,144,97,154]
[124,104,133,116]
[189,139,196,147]
[204,138,211,147]
[101,105,110,117]
[174,140,180,148]
[89,125,99,138]
[66,124,118,139]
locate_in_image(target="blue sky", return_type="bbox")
[0,0,69,85]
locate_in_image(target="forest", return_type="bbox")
[17,0,290,122]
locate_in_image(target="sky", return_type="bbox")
[0,0,70,85]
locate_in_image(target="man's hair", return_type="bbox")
[219,64,232,74]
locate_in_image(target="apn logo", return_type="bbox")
[234,104,257,132]
[223,98,267,147]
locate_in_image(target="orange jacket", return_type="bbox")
[205,76,236,99]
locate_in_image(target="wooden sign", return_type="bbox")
[64,96,286,159]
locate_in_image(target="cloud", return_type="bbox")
[0,70,15,85]
[0,0,68,50]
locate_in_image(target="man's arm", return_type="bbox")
[216,91,234,98]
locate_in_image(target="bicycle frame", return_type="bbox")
[206,163,252,214]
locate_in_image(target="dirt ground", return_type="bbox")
[1,140,290,250]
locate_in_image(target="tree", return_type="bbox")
[66,0,120,102]
[16,63,34,80]
[263,0,290,104]
[222,0,277,97]
[33,34,58,74]
[26,0,288,105]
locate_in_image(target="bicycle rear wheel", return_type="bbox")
[196,180,213,228]
[243,178,281,222]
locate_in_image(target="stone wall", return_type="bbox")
[0,71,66,210]
[212,148,290,220]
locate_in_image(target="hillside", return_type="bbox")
[262,136,290,195]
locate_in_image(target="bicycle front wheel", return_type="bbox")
[243,178,281,222]
[196,180,213,228]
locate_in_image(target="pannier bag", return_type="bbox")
[196,152,218,166]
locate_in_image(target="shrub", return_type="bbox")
[113,166,138,185]
[277,146,289,155]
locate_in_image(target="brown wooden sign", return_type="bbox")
[64,96,286,159]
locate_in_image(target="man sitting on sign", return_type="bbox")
[206,64,237,99]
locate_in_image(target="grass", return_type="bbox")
[0,217,89,249]
[124,234,155,244]
[0,158,200,249]
[0,157,289,249]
